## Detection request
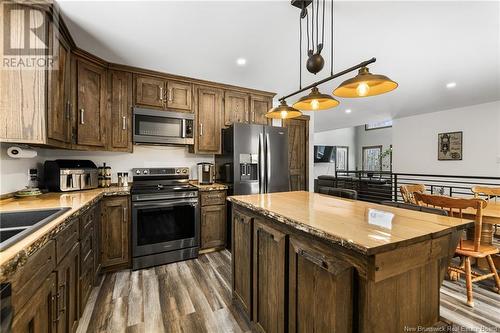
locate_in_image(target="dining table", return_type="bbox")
[462,200,500,269]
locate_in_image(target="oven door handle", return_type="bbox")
[132,199,197,208]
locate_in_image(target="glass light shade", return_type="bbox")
[333,67,398,98]
[292,87,340,111]
[265,100,302,119]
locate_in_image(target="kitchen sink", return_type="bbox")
[0,207,71,251]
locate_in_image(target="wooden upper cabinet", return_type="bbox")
[167,81,192,111]
[135,75,165,109]
[224,91,249,126]
[101,196,130,269]
[135,75,192,112]
[108,70,133,152]
[0,3,46,144]
[76,59,106,147]
[47,25,72,145]
[250,95,272,125]
[194,86,223,154]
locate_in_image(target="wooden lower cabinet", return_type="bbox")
[55,242,80,333]
[231,210,253,318]
[200,204,226,250]
[101,196,130,269]
[253,220,287,333]
[11,273,58,333]
[288,237,353,333]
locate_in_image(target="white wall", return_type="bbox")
[313,127,356,178]
[392,101,500,176]
[0,144,213,194]
[355,125,393,171]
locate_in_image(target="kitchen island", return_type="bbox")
[228,191,474,333]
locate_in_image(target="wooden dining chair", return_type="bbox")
[472,185,500,235]
[400,184,426,204]
[413,192,500,307]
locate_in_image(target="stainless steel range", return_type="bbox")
[131,167,199,270]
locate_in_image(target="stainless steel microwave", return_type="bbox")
[133,107,194,145]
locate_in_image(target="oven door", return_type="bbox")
[132,198,199,257]
[133,107,194,145]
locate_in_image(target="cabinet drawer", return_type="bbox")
[80,229,93,260]
[11,240,56,312]
[80,207,95,237]
[55,218,79,263]
[200,190,226,206]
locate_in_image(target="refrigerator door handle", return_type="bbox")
[266,133,271,192]
[259,133,265,193]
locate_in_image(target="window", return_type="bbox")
[365,120,393,130]
[335,146,349,171]
[362,146,382,171]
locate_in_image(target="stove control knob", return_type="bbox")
[135,170,141,175]
[182,169,188,174]
[143,170,148,174]
[176,169,180,174]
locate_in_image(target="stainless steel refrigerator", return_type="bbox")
[215,123,289,195]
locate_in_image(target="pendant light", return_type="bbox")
[292,87,339,111]
[333,67,398,98]
[265,100,302,119]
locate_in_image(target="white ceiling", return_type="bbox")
[58,1,500,132]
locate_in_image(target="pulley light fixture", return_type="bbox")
[266,0,398,119]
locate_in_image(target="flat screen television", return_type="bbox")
[314,145,335,163]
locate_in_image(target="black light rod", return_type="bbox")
[278,57,377,102]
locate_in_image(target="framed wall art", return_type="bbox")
[438,131,463,161]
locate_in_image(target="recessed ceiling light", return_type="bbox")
[236,58,247,66]
[446,82,457,89]
[345,109,352,114]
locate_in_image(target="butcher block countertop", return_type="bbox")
[0,187,130,279]
[228,191,474,256]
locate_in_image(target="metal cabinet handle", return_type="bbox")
[123,207,127,223]
[122,116,127,130]
[199,123,203,136]
[168,88,173,102]
[159,87,164,101]
[252,110,255,122]
[80,108,85,124]
[66,101,71,119]
[299,249,329,270]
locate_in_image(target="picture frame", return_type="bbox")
[438,131,463,161]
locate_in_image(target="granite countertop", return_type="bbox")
[0,186,130,280]
[228,191,474,256]
[189,181,228,192]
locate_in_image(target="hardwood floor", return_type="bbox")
[79,250,500,333]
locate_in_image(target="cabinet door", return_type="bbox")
[77,60,106,146]
[109,70,133,151]
[56,243,80,333]
[283,116,309,191]
[200,204,226,250]
[195,86,222,153]
[232,210,253,318]
[135,75,166,109]
[253,220,286,333]
[101,196,130,269]
[167,81,192,111]
[250,95,272,125]
[11,272,58,333]
[224,91,249,126]
[288,237,353,333]
[48,28,72,145]
[93,202,102,283]
[0,3,46,144]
